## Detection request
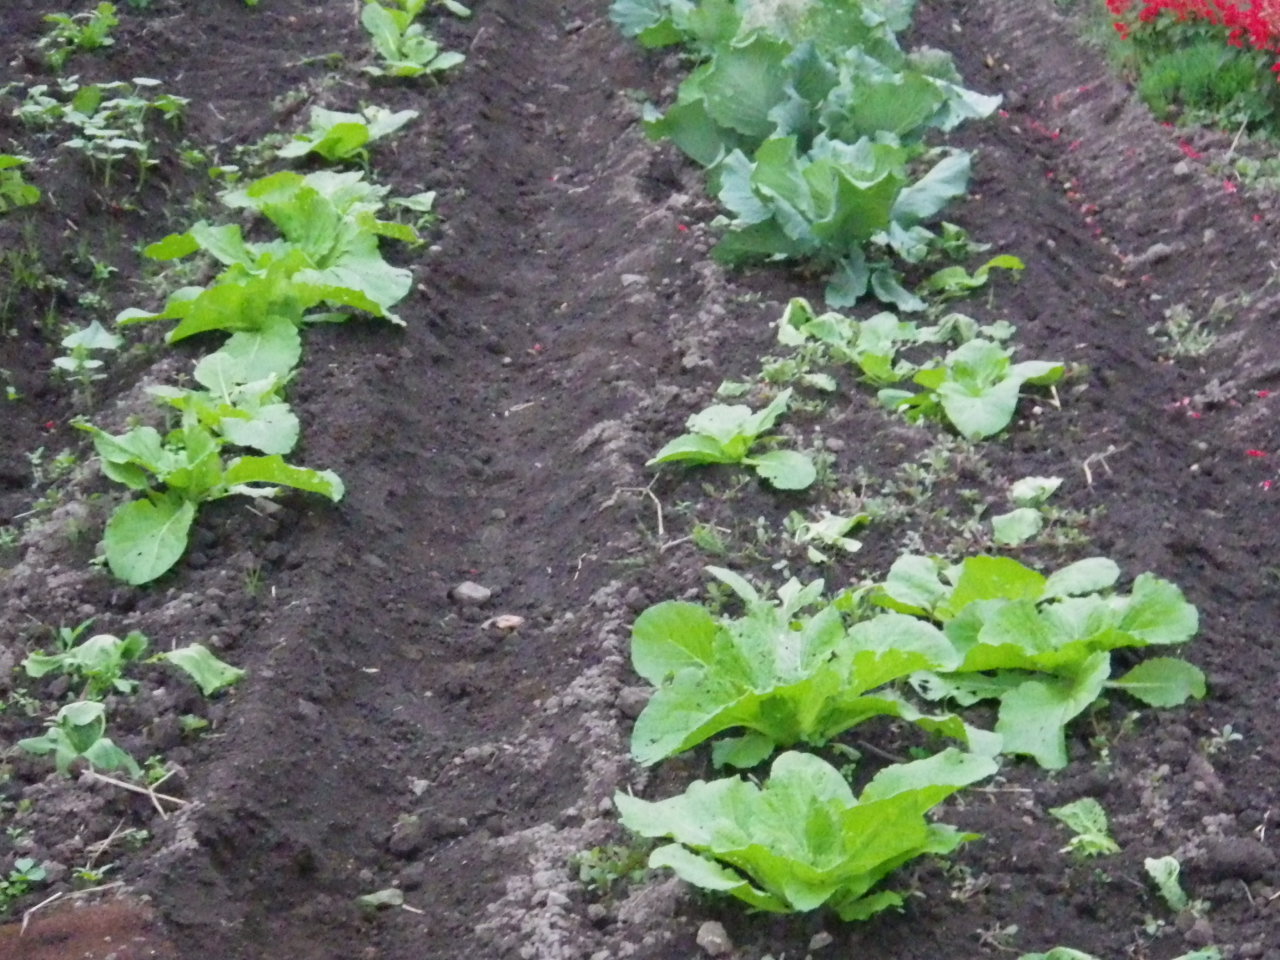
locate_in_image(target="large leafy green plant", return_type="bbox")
[615,748,996,919]
[79,413,343,585]
[876,554,1206,768]
[630,568,990,768]
[118,170,419,338]
[712,135,973,310]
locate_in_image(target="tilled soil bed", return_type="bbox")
[2,1,1280,959]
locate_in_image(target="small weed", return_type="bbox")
[1201,723,1244,755]
[1149,301,1225,359]
[571,842,652,898]
[0,858,47,911]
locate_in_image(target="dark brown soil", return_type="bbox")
[3,1,1280,959]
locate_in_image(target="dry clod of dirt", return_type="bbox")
[1193,836,1277,882]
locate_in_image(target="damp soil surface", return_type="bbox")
[2,1,1280,959]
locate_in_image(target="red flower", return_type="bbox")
[1247,449,1269,457]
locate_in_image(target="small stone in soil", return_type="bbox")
[451,581,492,606]
[809,931,834,951]
[696,920,733,957]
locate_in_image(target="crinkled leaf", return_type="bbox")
[994,652,1111,769]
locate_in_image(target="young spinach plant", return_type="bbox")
[361,0,465,79]
[648,388,816,490]
[278,105,419,164]
[18,700,141,777]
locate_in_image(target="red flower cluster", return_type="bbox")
[1108,0,1280,52]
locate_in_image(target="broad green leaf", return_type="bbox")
[61,320,123,352]
[878,554,947,615]
[631,601,718,684]
[219,401,300,456]
[748,450,816,490]
[937,375,1021,439]
[194,317,302,388]
[943,555,1046,617]
[1118,574,1199,645]
[995,652,1110,769]
[144,231,200,260]
[698,36,792,140]
[710,731,776,769]
[891,151,971,226]
[1042,558,1121,599]
[160,644,245,696]
[648,844,787,912]
[1109,657,1206,708]
[648,433,737,465]
[992,507,1042,546]
[104,494,197,586]
[223,456,345,501]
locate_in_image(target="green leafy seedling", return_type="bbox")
[879,339,1064,440]
[23,630,149,699]
[278,105,419,164]
[648,388,816,490]
[361,0,465,79]
[53,320,123,391]
[919,255,1025,302]
[18,700,141,777]
[39,3,119,71]
[0,858,47,910]
[119,169,419,334]
[0,155,41,212]
[616,749,997,919]
[784,510,866,563]
[1048,797,1120,857]
[77,411,344,585]
[991,476,1063,547]
[1144,855,1210,916]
